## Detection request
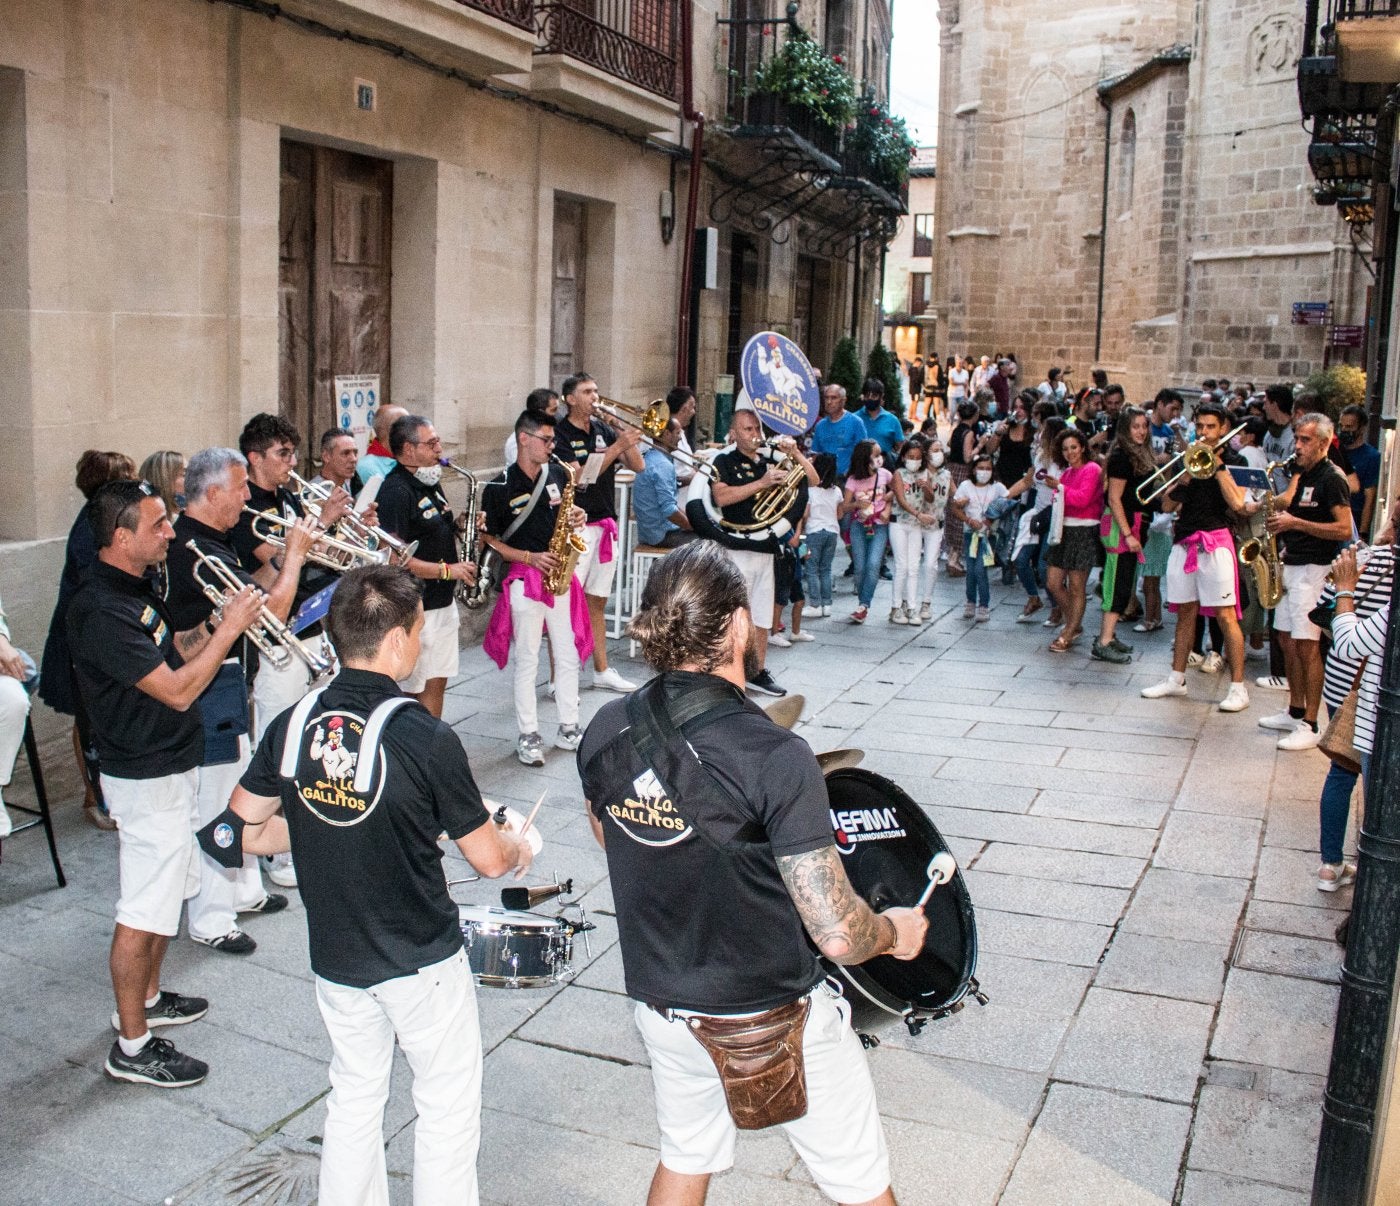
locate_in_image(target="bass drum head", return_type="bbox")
[821,768,978,1032]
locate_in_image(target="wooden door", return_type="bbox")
[278,140,392,459]
[550,196,587,384]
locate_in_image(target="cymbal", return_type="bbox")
[762,693,806,730]
[816,748,864,773]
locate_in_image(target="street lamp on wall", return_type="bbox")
[660,189,675,244]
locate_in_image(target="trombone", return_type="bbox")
[242,507,387,572]
[186,541,332,677]
[288,471,418,564]
[595,397,717,481]
[1136,422,1250,505]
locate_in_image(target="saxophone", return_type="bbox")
[543,458,587,596]
[445,463,500,609]
[1238,458,1291,609]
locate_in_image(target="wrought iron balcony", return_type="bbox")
[1333,0,1400,15]
[534,1,678,100]
[458,0,535,30]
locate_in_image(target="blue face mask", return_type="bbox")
[174,492,187,510]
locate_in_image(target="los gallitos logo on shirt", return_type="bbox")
[293,710,384,826]
[604,769,694,847]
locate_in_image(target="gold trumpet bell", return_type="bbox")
[599,396,669,440]
[1183,444,1221,479]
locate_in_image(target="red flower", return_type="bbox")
[821,88,829,95]
[870,107,880,116]
[833,55,843,63]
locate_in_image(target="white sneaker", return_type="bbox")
[591,667,637,693]
[1186,652,1204,669]
[769,632,793,648]
[790,631,815,642]
[554,724,583,752]
[0,802,11,839]
[1141,677,1188,699]
[1278,723,1321,751]
[1218,684,1250,713]
[516,732,546,766]
[1246,645,1269,662]
[1258,711,1298,732]
[890,607,908,625]
[963,602,976,619]
[1317,862,1356,893]
[1255,675,1289,692]
[1200,652,1224,674]
[264,853,298,889]
[918,603,932,624]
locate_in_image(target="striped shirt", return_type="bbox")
[1324,545,1395,755]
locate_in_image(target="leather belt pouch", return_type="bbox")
[685,996,811,1130]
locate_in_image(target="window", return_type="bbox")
[1118,108,1136,216]
[910,272,931,316]
[912,213,934,258]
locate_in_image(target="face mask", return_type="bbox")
[173,492,186,510]
[904,458,923,472]
[1342,430,1361,446]
[1228,436,1243,451]
[929,451,945,468]
[974,469,993,485]
[413,465,443,487]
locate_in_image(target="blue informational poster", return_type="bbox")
[290,580,340,636]
[739,332,820,436]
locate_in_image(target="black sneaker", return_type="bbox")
[110,989,209,1032]
[238,893,289,915]
[192,928,256,955]
[104,1036,208,1088]
[746,669,786,697]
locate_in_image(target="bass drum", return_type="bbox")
[683,452,791,555]
[821,767,985,1036]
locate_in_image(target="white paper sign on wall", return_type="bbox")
[334,375,379,455]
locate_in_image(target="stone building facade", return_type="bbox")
[0,0,895,684]
[881,146,937,364]
[931,0,1367,402]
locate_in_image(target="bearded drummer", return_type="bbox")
[578,541,926,1206]
[199,564,533,1205]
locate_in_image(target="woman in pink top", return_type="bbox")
[1046,429,1105,652]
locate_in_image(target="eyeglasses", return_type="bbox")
[519,431,554,445]
[409,437,443,450]
[267,447,298,461]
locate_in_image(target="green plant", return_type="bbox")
[1302,364,1366,420]
[866,342,904,418]
[846,95,917,191]
[748,30,857,130]
[828,337,863,406]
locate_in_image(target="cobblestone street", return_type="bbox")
[0,569,1347,1205]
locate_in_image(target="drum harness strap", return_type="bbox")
[278,686,418,796]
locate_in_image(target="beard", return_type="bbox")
[742,626,762,680]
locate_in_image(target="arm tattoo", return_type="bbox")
[778,847,895,965]
[174,625,208,656]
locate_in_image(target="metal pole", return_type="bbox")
[1313,558,1400,1204]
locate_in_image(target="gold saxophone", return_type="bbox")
[543,458,587,596]
[1238,459,1291,609]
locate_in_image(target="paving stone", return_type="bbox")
[1263,795,1327,851]
[877,996,1073,1074]
[902,776,1039,815]
[1096,932,1229,1004]
[882,695,1059,727]
[1247,899,1348,945]
[1121,868,1250,945]
[1154,811,1262,879]
[1052,710,1204,740]
[936,756,1175,802]
[1211,968,1340,1076]
[1054,987,1213,1102]
[962,869,1131,925]
[1028,788,1170,829]
[0,1149,144,1205]
[969,843,1146,888]
[1253,845,1353,911]
[970,951,1094,1017]
[926,806,1159,858]
[976,908,1114,968]
[1235,929,1343,984]
[870,1049,1044,1142]
[1186,1084,1322,1190]
[515,985,651,1066]
[1179,1171,1309,1206]
[857,728,1063,764]
[1000,1084,1192,1206]
[962,720,1194,759]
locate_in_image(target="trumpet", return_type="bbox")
[243,507,387,572]
[186,541,332,677]
[594,397,717,481]
[1136,422,1249,505]
[288,471,418,564]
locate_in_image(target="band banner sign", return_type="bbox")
[740,332,820,436]
[334,374,379,454]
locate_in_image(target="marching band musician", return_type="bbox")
[481,409,592,768]
[553,372,645,694]
[164,448,317,954]
[67,480,263,1089]
[312,428,366,496]
[578,541,925,1206]
[203,564,534,1205]
[373,415,476,719]
[709,409,818,699]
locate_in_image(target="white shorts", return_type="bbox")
[1165,541,1237,609]
[635,986,889,1203]
[574,521,619,598]
[398,601,461,693]
[723,547,775,629]
[102,769,200,937]
[1274,562,1331,641]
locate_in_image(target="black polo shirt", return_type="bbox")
[241,668,491,988]
[712,448,772,530]
[577,672,832,1013]
[376,464,457,611]
[1282,459,1350,566]
[67,561,203,779]
[1171,445,1242,543]
[554,416,620,523]
[166,514,261,672]
[482,462,569,554]
[231,480,337,633]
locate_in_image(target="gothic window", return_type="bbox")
[1118,108,1136,217]
[913,213,934,258]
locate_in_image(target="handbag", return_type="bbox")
[685,997,811,1129]
[1318,668,1364,776]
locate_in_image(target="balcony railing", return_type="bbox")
[457,0,535,30]
[1333,0,1400,15]
[535,1,679,99]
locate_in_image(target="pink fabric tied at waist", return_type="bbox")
[1178,527,1233,574]
[483,562,594,669]
[593,517,618,564]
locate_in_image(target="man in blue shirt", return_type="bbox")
[857,378,903,460]
[1338,404,1380,536]
[809,384,864,475]
[633,419,696,548]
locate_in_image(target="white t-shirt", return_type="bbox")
[953,478,1008,525]
[807,485,842,534]
[948,368,970,401]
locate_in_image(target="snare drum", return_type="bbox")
[821,767,985,1035]
[457,905,575,989]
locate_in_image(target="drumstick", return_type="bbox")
[915,852,958,909]
[520,791,546,836]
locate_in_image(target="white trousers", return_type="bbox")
[888,523,943,608]
[0,675,29,802]
[252,639,324,743]
[316,949,482,1206]
[188,735,264,941]
[508,577,580,735]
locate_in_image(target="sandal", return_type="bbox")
[1133,619,1164,633]
[1049,635,1074,653]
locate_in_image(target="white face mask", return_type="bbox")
[974,469,993,485]
[904,458,923,472]
[413,465,443,487]
[929,451,945,468]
